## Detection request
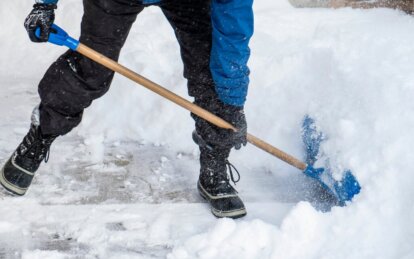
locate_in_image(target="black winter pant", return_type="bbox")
[38,0,235,150]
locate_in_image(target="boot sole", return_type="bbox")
[198,182,247,219]
[0,159,28,196]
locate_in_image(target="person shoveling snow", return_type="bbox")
[1,0,360,220]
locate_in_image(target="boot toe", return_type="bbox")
[210,196,247,219]
[0,157,33,196]
[198,181,247,219]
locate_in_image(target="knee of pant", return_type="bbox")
[38,51,113,115]
[65,51,115,89]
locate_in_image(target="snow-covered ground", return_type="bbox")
[1,0,414,258]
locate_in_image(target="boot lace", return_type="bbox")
[226,160,240,185]
[17,126,56,164]
[212,160,241,189]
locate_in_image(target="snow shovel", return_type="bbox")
[37,24,361,205]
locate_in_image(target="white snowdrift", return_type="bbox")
[1,0,414,258]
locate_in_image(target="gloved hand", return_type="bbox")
[24,3,57,43]
[193,96,247,150]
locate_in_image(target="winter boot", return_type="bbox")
[0,124,57,196]
[193,131,247,219]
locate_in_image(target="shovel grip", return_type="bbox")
[36,24,79,50]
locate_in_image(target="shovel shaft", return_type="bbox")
[77,43,308,171]
[246,134,307,170]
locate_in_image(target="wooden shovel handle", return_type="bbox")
[77,43,308,171]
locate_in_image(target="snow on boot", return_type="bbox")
[194,131,247,219]
[0,124,57,196]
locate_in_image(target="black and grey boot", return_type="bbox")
[194,131,247,219]
[0,124,57,196]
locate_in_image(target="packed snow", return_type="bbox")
[1,0,414,258]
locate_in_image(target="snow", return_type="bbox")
[1,0,414,258]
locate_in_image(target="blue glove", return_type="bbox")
[24,3,57,42]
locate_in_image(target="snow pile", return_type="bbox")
[1,0,414,258]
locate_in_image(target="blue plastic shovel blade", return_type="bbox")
[302,115,361,205]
